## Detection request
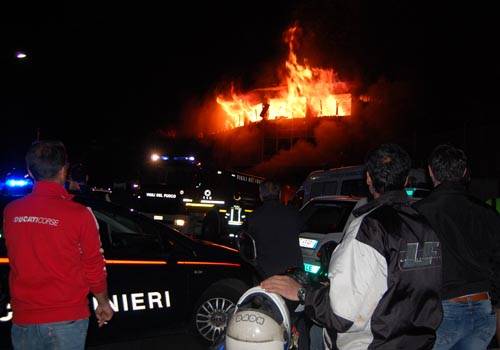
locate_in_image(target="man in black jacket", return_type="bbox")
[246,181,303,279]
[414,144,500,349]
[262,144,443,349]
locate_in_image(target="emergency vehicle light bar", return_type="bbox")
[185,203,214,208]
[5,179,32,187]
[200,199,225,205]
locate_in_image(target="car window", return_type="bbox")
[94,210,143,235]
[310,182,324,197]
[93,209,165,258]
[302,202,354,234]
[340,179,367,197]
[323,181,338,195]
[311,181,338,198]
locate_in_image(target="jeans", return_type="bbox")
[310,324,325,350]
[433,299,496,350]
[11,318,89,350]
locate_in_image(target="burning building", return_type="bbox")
[188,25,403,183]
[201,25,359,180]
[216,25,352,129]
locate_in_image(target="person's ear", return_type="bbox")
[366,172,372,187]
[59,165,69,181]
[428,165,439,186]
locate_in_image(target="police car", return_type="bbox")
[0,194,256,348]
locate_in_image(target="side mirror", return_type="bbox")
[237,231,257,265]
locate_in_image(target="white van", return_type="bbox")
[298,166,430,206]
[299,195,363,274]
[299,165,367,204]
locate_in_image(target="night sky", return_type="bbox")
[1,2,499,181]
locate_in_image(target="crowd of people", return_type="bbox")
[2,140,500,350]
[259,143,500,349]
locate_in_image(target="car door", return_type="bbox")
[299,200,355,273]
[86,206,189,343]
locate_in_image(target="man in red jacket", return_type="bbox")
[3,140,113,350]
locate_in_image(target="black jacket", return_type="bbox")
[247,200,303,279]
[414,182,500,302]
[304,191,442,350]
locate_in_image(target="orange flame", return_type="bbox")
[217,25,351,129]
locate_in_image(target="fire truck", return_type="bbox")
[120,154,264,245]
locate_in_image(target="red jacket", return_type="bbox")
[3,181,107,324]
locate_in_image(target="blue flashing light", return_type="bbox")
[6,179,32,188]
[161,156,169,160]
[304,263,321,274]
[172,156,196,161]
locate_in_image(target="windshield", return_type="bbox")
[300,200,355,234]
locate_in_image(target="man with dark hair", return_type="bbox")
[262,144,443,349]
[415,144,500,349]
[246,180,303,279]
[68,162,90,193]
[3,140,113,350]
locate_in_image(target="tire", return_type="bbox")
[191,280,248,344]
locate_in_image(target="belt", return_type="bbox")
[448,292,490,303]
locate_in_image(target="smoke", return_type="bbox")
[176,92,227,138]
[256,79,415,179]
[261,79,414,175]
[171,16,416,182]
[199,78,415,181]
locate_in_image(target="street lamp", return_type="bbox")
[15,51,27,60]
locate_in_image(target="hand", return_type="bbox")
[260,275,301,301]
[95,301,114,327]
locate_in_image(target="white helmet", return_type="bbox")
[225,286,291,350]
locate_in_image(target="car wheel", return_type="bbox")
[192,280,247,343]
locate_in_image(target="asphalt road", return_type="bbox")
[87,332,208,350]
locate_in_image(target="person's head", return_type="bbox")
[26,140,68,185]
[259,181,281,202]
[365,143,411,198]
[69,163,88,185]
[428,144,468,187]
